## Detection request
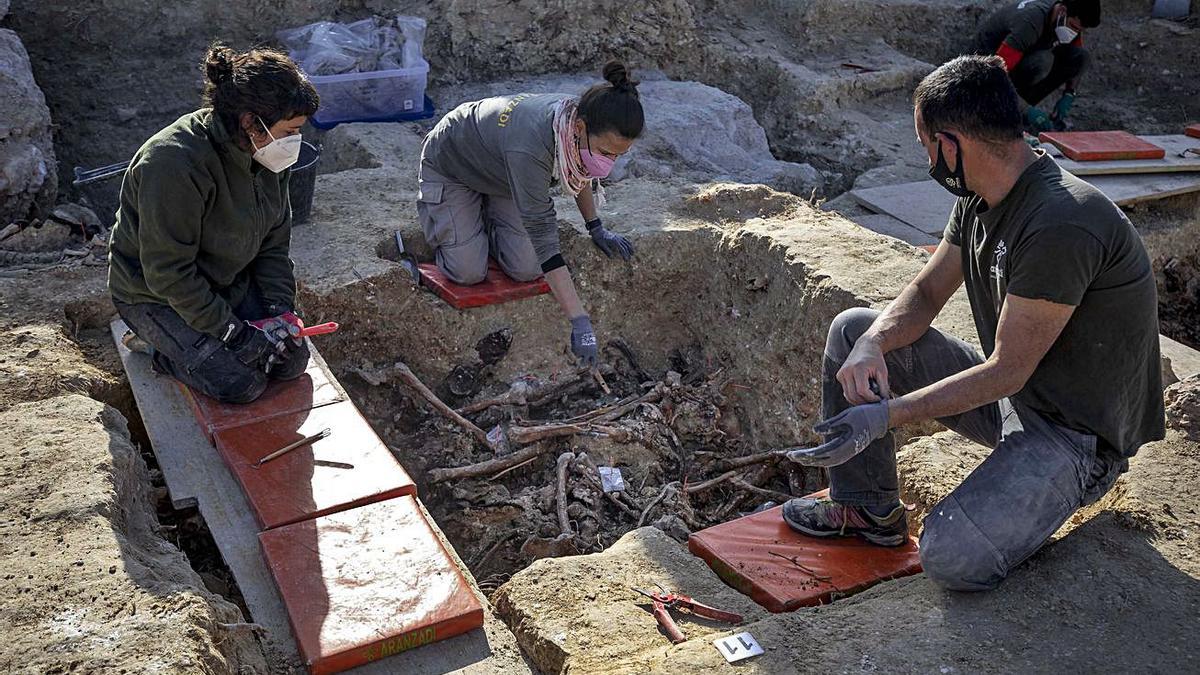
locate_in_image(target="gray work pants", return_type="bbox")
[1010,44,1091,107]
[824,308,1126,591]
[416,163,542,285]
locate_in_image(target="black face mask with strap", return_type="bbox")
[928,134,975,199]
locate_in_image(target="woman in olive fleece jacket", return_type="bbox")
[108,44,319,403]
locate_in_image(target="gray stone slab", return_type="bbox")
[1161,334,1200,383]
[110,319,527,674]
[852,212,940,246]
[851,173,1200,232]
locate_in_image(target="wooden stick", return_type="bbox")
[730,477,794,504]
[354,363,492,449]
[591,389,664,425]
[487,455,539,481]
[684,470,739,494]
[428,441,556,484]
[720,448,789,470]
[637,481,678,527]
[591,367,611,394]
[255,428,331,467]
[556,452,575,535]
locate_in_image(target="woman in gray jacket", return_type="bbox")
[417,61,642,366]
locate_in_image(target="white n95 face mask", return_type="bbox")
[1055,17,1078,45]
[251,118,302,173]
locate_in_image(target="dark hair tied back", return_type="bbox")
[578,60,644,139]
[602,61,638,97]
[204,45,236,86]
[200,42,320,144]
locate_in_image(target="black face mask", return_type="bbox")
[928,136,975,198]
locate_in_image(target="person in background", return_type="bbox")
[109,44,319,403]
[782,56,1163,591]
[417,61,643,367]
[972,0,1101,133]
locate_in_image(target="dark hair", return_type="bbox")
[578,61,644,139]
[202,43,319,143]
[1063,0,1101,28]
[913,55,1023,147]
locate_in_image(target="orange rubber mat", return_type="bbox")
[419,262,550,309]
[179,350,345,441]
[1186,123,1200,139]
[260,495,484,674]
[1037,131,1166,161]
[213,400,416,530]
[688,491,922,612]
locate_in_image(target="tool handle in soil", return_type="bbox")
[652,600,687,644]
[299,322,339,337]
[255,428,331,467]
[678,596,744,624]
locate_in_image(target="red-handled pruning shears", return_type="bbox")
[632,583,744,644]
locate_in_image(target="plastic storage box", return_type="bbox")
[308,62,430,128]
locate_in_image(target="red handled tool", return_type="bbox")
[632,583,743,644]
[298,322,339,337]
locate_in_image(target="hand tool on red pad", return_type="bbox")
[632,583,743,644]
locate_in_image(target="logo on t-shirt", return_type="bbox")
[990,239,1008,283]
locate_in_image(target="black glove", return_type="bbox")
[221,320,275,370]
[586,218,635,261]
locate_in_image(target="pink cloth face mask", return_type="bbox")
[580,136,616,178]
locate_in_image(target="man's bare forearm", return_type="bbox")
[888,358,1018,428]
[862,281,942,353]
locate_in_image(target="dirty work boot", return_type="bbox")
[121,329,153,356]
[782,496,907,547]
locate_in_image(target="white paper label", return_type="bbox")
[712,632,764,663]
[598,466,625,493]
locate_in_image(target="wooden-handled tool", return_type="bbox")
[255,428,331,467]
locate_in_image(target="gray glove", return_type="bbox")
[786,401,890,467]
[569,315,598,367]
[586,218,634,261]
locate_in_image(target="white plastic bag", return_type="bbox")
[276,15,428,76]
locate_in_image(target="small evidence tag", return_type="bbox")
[712,631,764,664]
[598,466,625,493]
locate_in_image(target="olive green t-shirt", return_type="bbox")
[945,152,1165,456]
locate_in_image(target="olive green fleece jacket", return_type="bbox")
[108,109,295,338]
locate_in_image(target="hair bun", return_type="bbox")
[602,60,638,95]
[204,43,236,86]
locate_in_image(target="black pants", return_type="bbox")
[1009,44,1091,107]
[115,289,309,404]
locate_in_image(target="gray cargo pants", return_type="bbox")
[416,163,542,285]
[825,308,1126,591]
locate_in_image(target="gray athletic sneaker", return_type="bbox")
[782,496,908,547]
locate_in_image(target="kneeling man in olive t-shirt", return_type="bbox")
[782,55,1165,591]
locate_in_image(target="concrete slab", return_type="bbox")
[180,346,347,441]
[851,212,940,246]
[258,495,485,674]
[850,174,1200,232]
[688,491,922,612]
[1161,333,1200,383]
[213,400,416,530]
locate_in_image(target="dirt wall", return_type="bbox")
[0,394,267,674]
